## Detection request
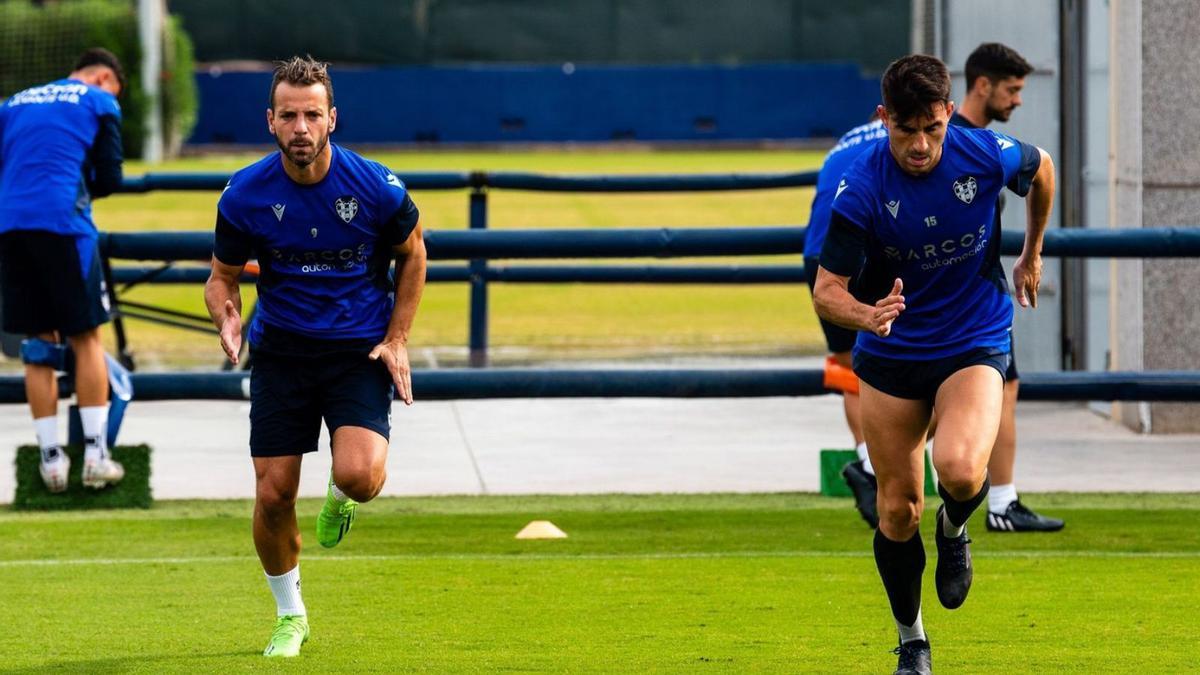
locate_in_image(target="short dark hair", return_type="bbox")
[74,47,126,94]
[269,55,334,110]
[964,43,1033,90]
[880,54,951,123]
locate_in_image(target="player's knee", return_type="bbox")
[256,482,298,517]
[369,465,387,499]
[933,454,987,496]
[878,492,923,537]
[337,467,385,503]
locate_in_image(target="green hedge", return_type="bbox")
[0,0,197,159]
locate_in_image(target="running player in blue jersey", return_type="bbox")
[0,49,127,492]
[813,55,1055,674]
[804,114,887,527]
[950,43,1064,533]
[204,56,427,658]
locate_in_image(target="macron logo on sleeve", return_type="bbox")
[386,174,403,189]
[997,138,1014,151]
[835,179,849,199]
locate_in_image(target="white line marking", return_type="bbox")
[0,549,1195,568]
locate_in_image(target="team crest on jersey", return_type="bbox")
[334,196,359,223]
[953,176,978,205]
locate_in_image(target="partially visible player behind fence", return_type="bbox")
[804,112,887,528]
[950,42,1064,533]
[0,48,127,492]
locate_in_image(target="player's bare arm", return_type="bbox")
[1012,148,1055,308]
[205,258,245,364]
[813,268,906,338]
[369,221,427,405]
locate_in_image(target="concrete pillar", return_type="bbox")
[1110,0,1200,432]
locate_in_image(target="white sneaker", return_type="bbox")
[39,447,71,493]
[82,457,124,489]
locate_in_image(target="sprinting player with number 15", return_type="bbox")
[813,54,1055,673]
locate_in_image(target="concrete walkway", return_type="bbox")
[1,358,1197,502]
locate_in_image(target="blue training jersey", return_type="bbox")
[0,78,122,238]
[828,124,1040,360]
[804,119,887,257]
[214,143,420,346]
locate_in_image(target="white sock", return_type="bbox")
[856,441,875,476]
[80,405,108,462]
[988,483,1018,514]
[266,566,306,617]
[897,607,926,644]
[34,416,59,452]
[330,481,349,503]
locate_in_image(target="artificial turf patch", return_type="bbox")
[12,444,152,510]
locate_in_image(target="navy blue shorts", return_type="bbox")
[248,350,394,457]
[803,256,858,354]
[853,345,1011,402]
[1006,333,1020,381]
[0,231,110,336]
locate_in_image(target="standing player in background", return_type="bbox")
[0,49,127,492]
[204,56,426,658]
[814,55,1054,672]
[951,42,1064,533]
[804,114,887,528]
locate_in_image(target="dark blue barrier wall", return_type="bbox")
[189,63,879,144]
[4,370,1199,403]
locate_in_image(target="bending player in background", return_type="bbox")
[949,42,1064,533]
[0,49,127,492]
[205,56,426,658]
[803,113,887,528]
[814,54,1054,673]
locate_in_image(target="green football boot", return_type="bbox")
[316,477,357,549]
[263,614,309,658]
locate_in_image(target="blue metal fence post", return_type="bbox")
[468,175,489,367]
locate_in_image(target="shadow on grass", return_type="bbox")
[0,650,257,674]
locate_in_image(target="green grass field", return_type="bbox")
[75,149,828,369]
[1,492,1196,672]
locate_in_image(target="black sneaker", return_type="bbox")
[934,504,973,609]
[986,500,1065,532]
[841,460,879,529]
[892,639,932,675]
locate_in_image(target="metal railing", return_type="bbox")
[104,171,1200,370]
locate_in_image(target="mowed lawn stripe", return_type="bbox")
[0,494,1195,671]
[0,554,1194,671]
